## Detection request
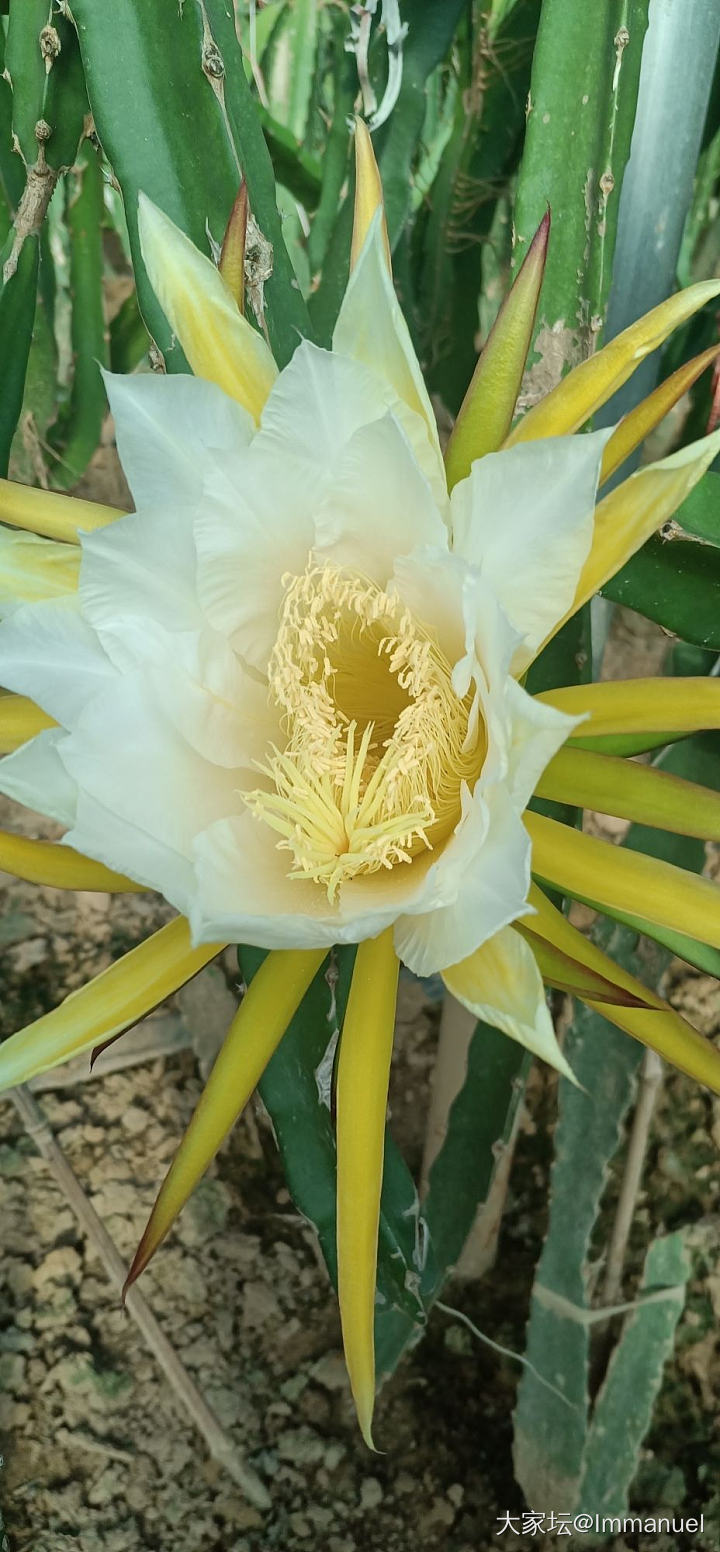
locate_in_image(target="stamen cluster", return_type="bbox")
[244,565,485,900]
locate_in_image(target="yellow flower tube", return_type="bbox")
[336,929,400,1449]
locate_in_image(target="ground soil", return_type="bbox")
[0,506,718,1551]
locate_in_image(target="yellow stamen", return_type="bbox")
[244,565,484,900]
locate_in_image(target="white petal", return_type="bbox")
[195,342,422,671]
[194,444,315,672]
[147,634,277,769]
[191,812,409,949]
[0,730,78,826]
[393,784,531,976]
[80,506,204,666]
[103,369,254,511]
[58,676,242,884]
[65,789,194,914]
[442,926,575,1080]
[0,599,114,724]
[261,340,398,468]
[333,211,446,496]
[449,431,611,671]
[313,414,447,582]
[504,677,582,812]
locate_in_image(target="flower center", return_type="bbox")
[244,564,485,901]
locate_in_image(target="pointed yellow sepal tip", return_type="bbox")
[123,947,326,1293]
[336,929,399,1448]
[137,192,277,422]
[351,117,391,274]
[445,210,550,489]
[0,918,225,1093]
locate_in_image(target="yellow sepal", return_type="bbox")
[336,929,399,1449]
[568,427,720,621]
[0,693,56,752]
[535,676,720,741]
[0,829,145,892]
[535,745,720,842]
[351,117,391,273]
[515,922,650,1007]
[445,212,550,489]
[526,885,720,1093]
[138,193,278,422]
[600,345,720,484]
[0,477,120,543]
[0,917,225,1091]
[505,278,720,444]
[125,948,326,1287]
[526,810,720,952]
[218,181,248,311]
[0,531,79,605]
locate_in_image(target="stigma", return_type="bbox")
[244,565,485,901]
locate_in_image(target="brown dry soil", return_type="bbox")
[1,586,719,1551]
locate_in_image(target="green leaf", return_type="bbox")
[0,230,38,477]
[309,0,468,344]
[513,1,649,367]
[306,15,355,273]
[674,468,720,543]
[577,1232,690,1518]
[513,941,644,1506]
[8,272,57,486]
[601,535,720,651]
[70,0,312,370]
[0,24,24,217]
[513,729,718,1509]
[376,0,468,248]
[284,0,318,143]
[5,4,88,171]
[192,0,315,364]
[420,4,536,415]
[49,140,108,487]
[109,291,150,376]
[421,1026,527,1280]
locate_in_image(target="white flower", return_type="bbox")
[0,285,610,1056]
